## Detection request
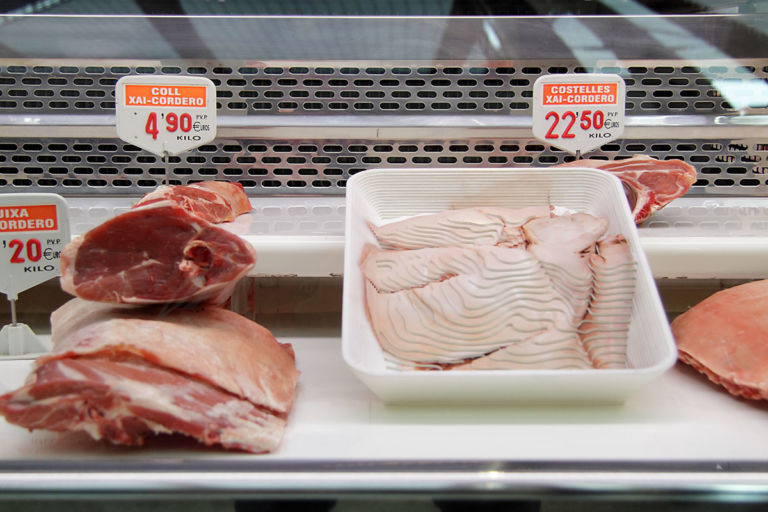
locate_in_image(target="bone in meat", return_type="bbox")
[60,202,257,305]
[133,181,252,223]
[556,155,696,223]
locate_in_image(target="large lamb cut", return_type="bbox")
[0,298,300,453]
[556,155,697,223]
[60,180,255,305]
[672,279,768,401]
[60,201,257,305]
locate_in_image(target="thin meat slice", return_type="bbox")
[524,213,607,324]
[134,181,252,223]
[556,155,696,223]
[60,202,257,305]
[453,330,591,370]
[362,244,574,364]
[0,299,299,453]
[523,212,608,253]
[580,236,635,369]
[369,206,550,250]
[671,279,768,400]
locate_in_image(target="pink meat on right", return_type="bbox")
[672,279,768,400]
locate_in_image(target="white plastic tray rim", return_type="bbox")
[341,167,678,404]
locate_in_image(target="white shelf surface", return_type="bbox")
[65,195,768,279]
[2,336,768,496]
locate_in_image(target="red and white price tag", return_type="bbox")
[532,74,626,155]
[0,194,70,300]
[115,75,217,156]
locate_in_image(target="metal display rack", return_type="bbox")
[1,13,768,502]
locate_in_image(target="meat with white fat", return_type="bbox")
[362,208,634,369]
[133,181,252,223]
[0,298,299,453]
[556,155,696,223]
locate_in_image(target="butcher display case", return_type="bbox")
[2,6,768,508]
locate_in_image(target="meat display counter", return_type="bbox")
[1,11,768,505]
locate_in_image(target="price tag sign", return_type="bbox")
[115,75,217,156]
[0,194,70,300]
[532,74,626,155]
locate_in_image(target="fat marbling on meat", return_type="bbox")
[61,181,255,305]
[0,298,299,453]
[60,201,257,305]
[369,206,551,250]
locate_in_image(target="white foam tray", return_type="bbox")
[341,167,677,405]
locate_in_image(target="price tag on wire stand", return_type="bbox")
[532,74,625,156]
[0,193,70,300]
[115,75,217,157]
[0,193,70,356]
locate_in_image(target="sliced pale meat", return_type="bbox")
[190,181,252,218]
[580,236,635,369]
[369,206,550,250]
[453,329,592,370]
[60,202,257,305]
[524,213,607,323]
[363,208,637,371]
[556,155,697,223]
[523,212,608,253]
[671,279,768,400]
[0,299,299,453]
[361,243,490,293]
[134,181,252,223]
[362,244,574,363]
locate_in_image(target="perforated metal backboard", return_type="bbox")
[0,15,766,197]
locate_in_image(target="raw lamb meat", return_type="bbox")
[671,279,768,400]
[369,206,550,250]
[556,155,697,223]
[581,236,636,369]
[362,207,636,370]
[0,298,299,453]
[362,244,580,364]
[453,329,590,371]
[134,181,252,223]
[60,202,257,305]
